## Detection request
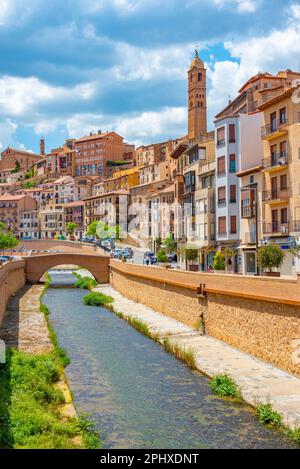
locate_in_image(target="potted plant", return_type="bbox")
[257,244,285,277]
[66,222,78,241]
[185,247,199,271]
[213,251,226,273]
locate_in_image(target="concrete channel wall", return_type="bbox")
[110,260,300,377]
[0,260,26,327]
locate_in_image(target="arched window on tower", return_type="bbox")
[198,72,202,81]
[190,74,193,82]
[197,102,200,107]
[200,102,203,107]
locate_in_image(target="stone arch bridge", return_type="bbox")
[24,253,110,284]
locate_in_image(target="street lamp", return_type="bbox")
[241,184,259,276]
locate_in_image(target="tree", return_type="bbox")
[257,244,285,273]
[185,248,199,262]
[66,222,78,237]
[223,247,238,271]
[11,160,21,174]
[213,251,226,271]
[87,221,123,242]
[155,235,162,252]
[87,221,99,238]
[164,234,177,254]
[0,230,18,255]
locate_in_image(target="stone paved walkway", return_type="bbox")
[97,284,300,430]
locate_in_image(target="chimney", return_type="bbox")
[98,130,102,135]
[40,138,45,155]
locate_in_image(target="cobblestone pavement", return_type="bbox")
[98,284,300,430]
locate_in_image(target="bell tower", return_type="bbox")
[188,50,207,141]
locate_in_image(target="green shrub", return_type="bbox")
[83,292,114,307]
[257,244,285,272]
[256,403,282,427]
[157,250,168,262]
[75,276,97,290]
[213,251,225,271]
[210,374,241,399]
[185,248,199,262]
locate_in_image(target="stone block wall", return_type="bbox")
[110,261,300,376]
[0,261,26,327]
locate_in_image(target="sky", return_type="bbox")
[0,0,300,153]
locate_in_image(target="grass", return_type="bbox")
[83,291,114,307]
[209,374,242,400]
[0,349,99,449]
[162,337,197,370]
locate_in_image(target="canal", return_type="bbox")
[43,271,295,449]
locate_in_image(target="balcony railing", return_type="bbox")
[263,152,288,169]
[217,139,226,148]
[263,222,289,235]
[261,118,288,138]
[262,188,288,202]
[218,198,226,206]
[241,204,256,219]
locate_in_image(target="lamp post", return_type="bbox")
[241,184,259,276]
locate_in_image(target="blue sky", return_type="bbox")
[0,0,300,153]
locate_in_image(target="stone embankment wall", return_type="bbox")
[110,260,300,376]
[0,260,26,326]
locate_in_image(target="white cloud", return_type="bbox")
[86,0,158,14]
[0,0,10,25]
[64,107,187,145]
[0,76,97,116]
[0,0,39,27]
[213,0,259,13]
[0,119,18,150]
[207,3,300,120]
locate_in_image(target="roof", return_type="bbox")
[64,201,84,208]
[0,194,29,201]
[258,85,300,110]
[236,165,264,178]
[1,147,41,158]
[83,190,130,201]
[189,51,204,70]
[170,143,189,160]
[75,131,121,143]
[54,176,74,184]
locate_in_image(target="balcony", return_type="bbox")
[244,232,256,245]
[217,198,226,207]
[261,118,288,140]
[241,204,256,219]
[262,188,288,203]
[263,222,289,235]
[263,152,288,170]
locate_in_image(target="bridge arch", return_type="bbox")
[24,253,110,284]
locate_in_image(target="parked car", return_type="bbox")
[168,253,177,263]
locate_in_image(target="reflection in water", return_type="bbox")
[43,271,295,449]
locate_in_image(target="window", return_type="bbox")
[198,72,202,81]
[279,107,287,124]
[218,186,226,206]
[217,156,226,176]
[280,174,287,190]
[249,175,255,184]
[218,217,227,235]
[217,126,225,147]
[229,124,236,143]
[230,216,237,234]
[281,208,288,224]
[230,185,236,203]
[229,154,236,173]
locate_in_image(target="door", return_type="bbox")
[272,210,278,233]
[245,252,256,275]
[271,177,277,200]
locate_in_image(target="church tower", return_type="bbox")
[188,50,207,141]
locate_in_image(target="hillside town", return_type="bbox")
[1,51,300,277]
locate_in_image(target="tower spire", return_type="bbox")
[187,50,207,142]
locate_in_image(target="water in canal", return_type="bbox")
[43,271,295,449]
